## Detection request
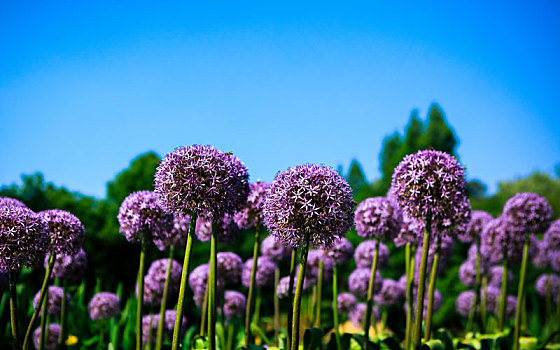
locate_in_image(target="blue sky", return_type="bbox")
[1,1,559,198]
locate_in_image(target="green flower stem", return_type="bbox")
[315,260,324,328]
[99,320,106,350]
[156,244,175,350]
[274,267,280,346]
[200,279,209,337]
[480,275,488,333]
[513,232,530,350]
[381,309,388,334]
[23,252,56,350]
[136,235,148,350]
[58,279,68,346]
[172,213,197,350]
[287,249,296,350]
[556,287,560,333]
[332,263,342,350]
[291,239,310,350]
[244,224,261,347]
[498,248,508,330]
[424,235,441,341]
[405,244,416,350]
[363,237,380,350]
[208,220,218,350]
[413,219,432,349]
[39,283,49,350]
[8,270,20,350]
[147,313,155,350]
[474,239,482,333]
[226,320,235,350]
[255,288,262,328]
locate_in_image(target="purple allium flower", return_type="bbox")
[194,214,239,243]
[459,210,493,243]
[505,295,517,320]
[354,240,389,270]
[408,289,443,318]
[234,181,270,229]
[545,220,560,252]
[325,237,354,265]
[374,278,405,306]
[503,193,553,234]
[154,145,250,218]
[456,290,475,317]
[217,252,243,286]
[223,290,246,319]
[38,209,85,256]
[487,265,514,288]
[46,248,87,283]
[348,268,382,299]
[141,311,187,344]
[189,264,211,295]
[532,238,550,269]
[118,191,174,244]
[394,213,423,247]
[33,286,68,317]
[459,259,478,287]
[193,290,206,308]
[88,292,121,320]
[0,206,49,271]
[242,256,277,288]
[261,235,292,263]
[0,197,26,208]
[337,292,357,314]
[485,286,501,313]
[415,234,455,274]
[277,276,293,299]
[552,251,560,273]
[354,197,400,240]
[141,258,183,306]
[307,249,335,282]
[481,218,523,265]
[263,164,354,249]
[349,302,380,328]
[153,214,190,251]
[33,324,60,350]
[536,274,560,299]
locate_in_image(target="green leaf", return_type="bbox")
[433,329,454,350]
[379,336,401,350]
[303,328,324,350]
[421,339,445,350]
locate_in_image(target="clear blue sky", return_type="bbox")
[1,1,559,198]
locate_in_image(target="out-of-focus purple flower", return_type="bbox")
[88,292,121,320]
[487,265,514,288]
[118,191,174,244]
[141,258,183,306]
[394,213,423,247]
[163,310,186,338]
[354,240,389,270]
[33,286,68,316]
[153,214,190,251]
[263,164,354,249]
[325,237,354,265]
[142,311,187,343]
[354,197,400,240]
[0,206,49,271]
[481,218,523,265]
[407,289,443,318]
[189,264,223,296]
[456,290,475,317]
[348,268,382,299]
[337,292,357,314]
[277,276,293,299]
[532,238,550,269]
[242,256,277,288]
[536,274,560,300]
[261,235,292,263]
[193,291,206,308]
[217,252,243,286]
[307,249,335,282]
[194,214,240,243]
[223,290,246,319]
[374,278,404,306]
[505,295,517,320]
[503,193,553,234]
[459,210,493,243]
[234,182,270,229]
[0,197,27,208]
[415,234,455,274]
[459,258,482,287]
[349,302,380,328]
[552,251,560,273]
[545,220,560,252]
[154,145,250,218]
[39,209,85,256]
[33,324,60,350]
[390,150,470,237]
[46,248,87,283]
[485,286,500,313]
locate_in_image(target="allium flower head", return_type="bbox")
[153,214,190,251]
[348,268,382,298]
[307,249,335,281]
[234,181,270,229]
[33,324,60,350]
[277,276,293,299]
[38,209,85,256]
[337,292,357,314]
[488,265,514,288]
[456,290,475,317]
[551,251,560,273]
[503,193,553,234]
[195,214,239,243]
[324,237,354,264]
[532,238,550,269]
[408,289,443,318]
[391,150,470,236]
[394,213,424,247]
[261,235,291,263]
[141,258,183,306]
[374,278,404,306]
[536,274,560,299]
[459,210,493,243]
[189,264,211,295]
[242,256,277,288]
[263,164,354,249]
[118,191,174,243]
[0,197,26,208]
[481,218,523,265]
[349,303,380,328]
[217,252,243,286]
[354,240,389,270]
[88,292,121,320]
[33,286,68,316]
[545,220,560,252]
[46,248,87,283]
[415,234,455,274]
[459,258,481,287]
[142,311,187,343]
[354,197,400,240]
[223,290,246,319]
[505,295,517,319]
[485,286,500,313]
[0,206,49,271]
[154,145,250,218]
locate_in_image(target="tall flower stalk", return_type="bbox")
[208,221,218,350]
[292,239,310,350]
[414,222,432,346]
[244,225,261,346]
[424,235,441,340]
[513,233,530,350]
[287,250,296,350]
[363,238,380,346]
[404,244,416,350]
[155,245,175,350]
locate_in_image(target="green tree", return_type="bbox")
[346,159,367,194]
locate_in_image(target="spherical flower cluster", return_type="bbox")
[532,238,551,269]
[390,150,470,236]
[153,214,190,251]
[0,206,49,271]
[502,193,553,234]
[415,235,455,274]
[337,292,357,314]
[242,256,277,288]
[223,290,246,319]
[374,278,404,306]
[33,324,60,350]
[33,286,68,316]
[118,191,174,243]
[263,164,354,249]
[141,311,187,344]
[46,248,87,283]
[408,289,443,318]
[217,252,243,286]
[349,302,380,328]
[394,213,423,247]
[505,295,517,319]
[189,264,211,295]
[261,235,292,263]
[234,181,270,229]
[39,209,85,256]
[488,265,513,288]
[354,241,389,270]
[154,145,250,218]
[552,251,560,273]
[141,258,182,306]
[485,286,500,313]
[459,210,493,243]
[88,292,121,320]
[354,197,400,240]
[0,197,26,208]
[348,268,382,299]
[325,237,354,265]
[545,220,560,252]
[536,274,560,299]
[307,249,335,282]
[459,259,480,287]
[277,276,292,299]
[195,214,239,243]
[481,218,523,265]
[456,290,475,317]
